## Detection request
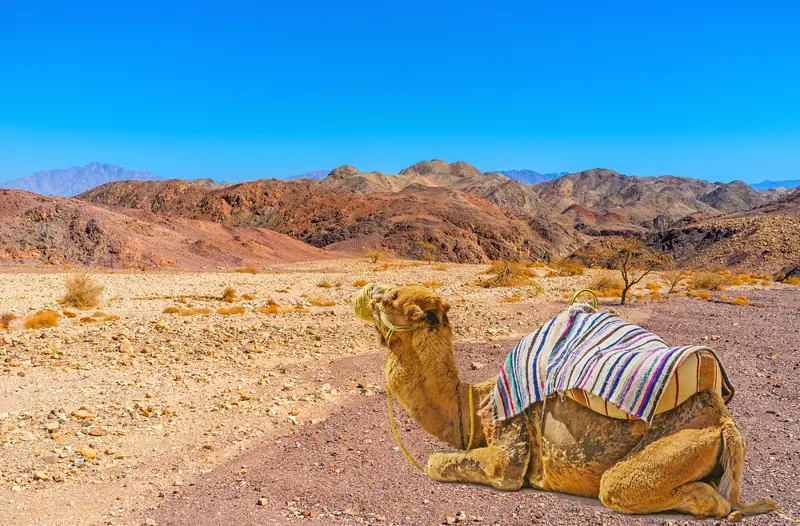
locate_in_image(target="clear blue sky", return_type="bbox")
[1,1,799,183]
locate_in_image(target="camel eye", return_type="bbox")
[424,310,440,326]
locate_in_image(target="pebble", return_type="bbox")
[33,471,49,481]
[79,446,97,460]
[470,362,485,370]
[257,497,268,506]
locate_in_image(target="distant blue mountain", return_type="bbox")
[1,162,161,197]
[497,169,568,185]
[751,179,800,190]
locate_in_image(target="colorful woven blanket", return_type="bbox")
[491,305,734,423]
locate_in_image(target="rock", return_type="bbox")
[52,472,65,482]
[73,409,94,420]
[79,447,97,460]
[257,497,268,506]
[44,422,60,432]
[470,362,485,370]
[43,454,58,464]
[33,471,49,481]
[727,510,743,522]
[89,427,106,436]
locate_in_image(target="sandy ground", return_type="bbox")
[0,261,798,525]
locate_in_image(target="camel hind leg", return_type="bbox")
[719,418,779,515]
[599,426,731,518]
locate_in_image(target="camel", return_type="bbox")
[358,284,778,519]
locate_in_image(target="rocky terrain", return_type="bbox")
[0,163,162,197]
[79,179,583,263]
[0,262,797,525]
[0,189,334,268]
[653,188,800,271]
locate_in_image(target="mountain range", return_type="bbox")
[0,162,162,197]
[1,160,798,272]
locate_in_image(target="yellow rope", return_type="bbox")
[386,383,475,475]
[569,288,599,310]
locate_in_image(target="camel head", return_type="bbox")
[355,283,452,348]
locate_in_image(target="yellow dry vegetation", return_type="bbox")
[217,306,246,315]
[24,310,60,329]
[236,266,260,274]
[0,313,16,330]
[61,273,104,309]
[307,296,336,307]
[423,281,444,288]
[352,279,370,287]
[549,258,585,277]
[731,296,749,306]
[478,261,537,288]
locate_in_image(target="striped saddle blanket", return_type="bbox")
[491,305,734,423]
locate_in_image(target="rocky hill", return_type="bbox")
[79,178,583,263]
[497,169,567,184]
[0,162,162,197]
[751,179,800,190]
[0,189,334,268]
[652,189,800,272]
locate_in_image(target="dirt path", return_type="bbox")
[148,291,800,526]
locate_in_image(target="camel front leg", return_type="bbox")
[427,414,529,490]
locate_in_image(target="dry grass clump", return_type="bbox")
[236,266,260,274]
[423,281,444,288]
[62,310,77,318]
[352,279,370,287]
[307,296,336,307]
[79,312,119,323]
[316,280,335,289]
[164,306,211,316]
[365,250,386,264]
[477,261,536,288]
[218,306,246,315]
[690,272,730,291]
[662,269,690,293]
[731,296,748,306]
[61,273,104,309]
[241,294,255,301]
[1,313,16,330]
[163,306,182,314]
[432,264,449,271]
[590,273,624,291]
[24,310,60,329]
[255,300,308,314]
[497,295,522,303]
[645,282,661,291]
[222,287,237,303]
[786,277,800,286]
[549,258,585,277]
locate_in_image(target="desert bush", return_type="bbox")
[163,306,182,314]
[497,295,522,303]
[316,280,334,289]
[645,282,661,291]
[418,241,437,263]
[786,277,800,286]
[590,273,625,292]
[307,296,336,307]
[236,266,260,274]
[218,306,246,315]
[423,281,444,288]
[698,291,711,300]
[241,294,255,301]
[550,258,585,277]
[61,273,104,309]
[222,287,237,303]
[255,300,308,314]
[364,250,386,264]
[731,296,748,306]
[662,269,690,293]
[0,313,16,330]
[432,264,449,271]
[477,261,536,288]
[24,310,60,329]
[690,272,730,291]
[352,279,370,287]
[181,307,211,316]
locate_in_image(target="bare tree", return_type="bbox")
[602,239,673,305]
[662,268,690,293]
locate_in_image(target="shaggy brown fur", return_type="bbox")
[366,284,778,519]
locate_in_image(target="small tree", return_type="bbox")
[662,268,690,293]
[601,239,672,305]
[418,241,437,264]
[364,250,385,264]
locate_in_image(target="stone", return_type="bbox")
[44,422,60,432]
[33,471,49,481]
[73,409,94,420]
[257,497,268,506]
[470,362,485,370]
[79,447,97,460]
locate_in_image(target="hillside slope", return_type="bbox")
[0,189,334,268]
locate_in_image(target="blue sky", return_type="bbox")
[1,1,799,183]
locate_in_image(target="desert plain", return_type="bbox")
[0,260,798,526]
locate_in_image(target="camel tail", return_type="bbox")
[719,418,779,515]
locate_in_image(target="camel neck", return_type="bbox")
[383,327,469,449]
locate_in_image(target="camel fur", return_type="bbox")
[364,284,778,519]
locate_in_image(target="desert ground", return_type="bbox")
[1,260,798,526]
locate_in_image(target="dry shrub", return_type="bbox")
[645,282,661,291]
[550,258,585,277]
[236,266,260,274]
[662,269,690,293]
[1,313,16,330]
[242,294,255,301]
[423,281,444,288]
[478,261,536,288]
[352,279,370,287]
[218,306,245,315]
[786,277,800,286]
[432,264,449,271]
[498,295,522,303]
[62,310,77,318]
[720,295,730,301]
[316,280,334,289]
[699,291,711,300]
[79,316,96,323]
[180,307,211,316]
[222,287,237,303]
[255,300,308,314]
[649,291,663,300]
[731,296,748,306]
[690,272,730,291]
[307,296,336,307]
[365,250,386,264]
[751,273,772,281]
[24,310,60,329]
[760,280,771,286]
[275,288,290,293]
[163,306,182,314]
[590,273,624,292]
[372,262,391,271]
[61,274,103,309]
